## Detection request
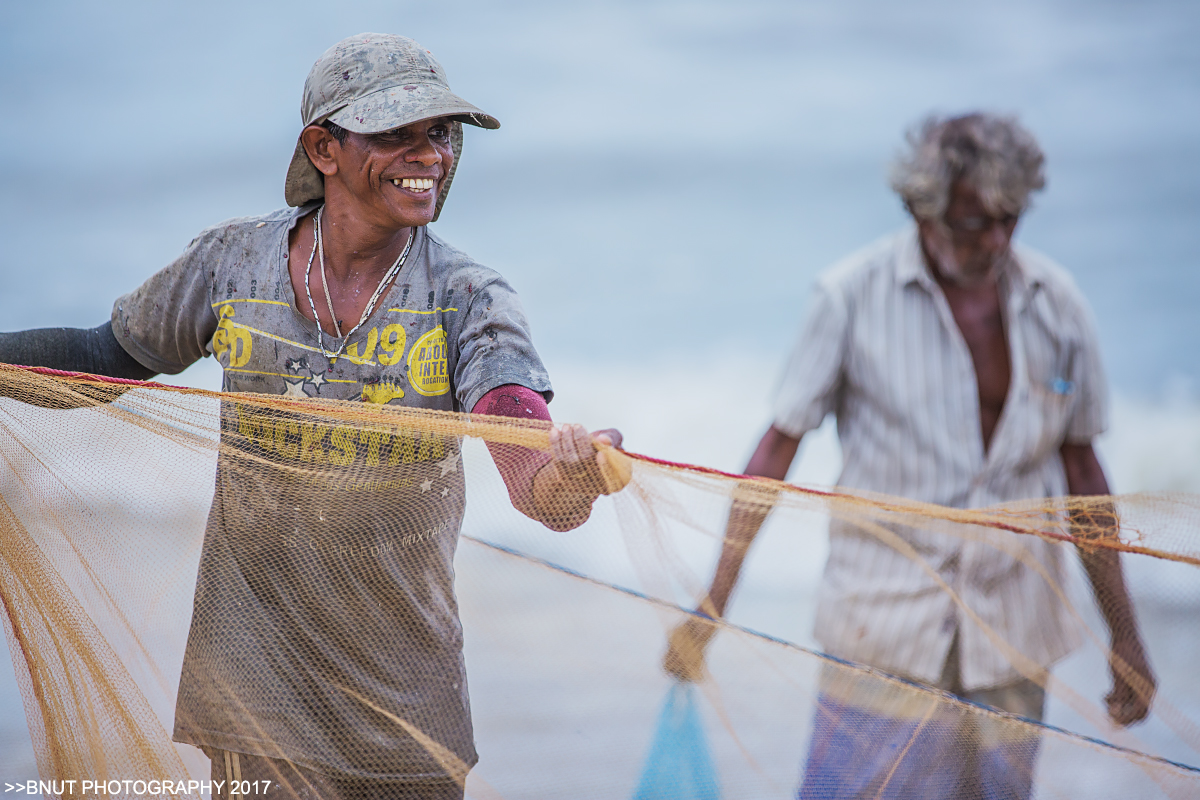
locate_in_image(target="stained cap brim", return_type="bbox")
[327,83,499,133]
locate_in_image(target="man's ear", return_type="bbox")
[300,125,340,178]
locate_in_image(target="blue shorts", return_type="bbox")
[798,660,1045,800]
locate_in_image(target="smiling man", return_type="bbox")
[664,113,1156,799]
[0,33,623,800]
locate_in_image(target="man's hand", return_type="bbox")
[663,616,718,683]
[545,424,628,495]
[1061,442,1156,727]
[661,426,801,683]
[531,424,629,530]
[474,386,630,529]
[1106,630,1156,726]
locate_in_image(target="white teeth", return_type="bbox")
[397,178,434,191]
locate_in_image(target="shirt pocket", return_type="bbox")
[1012,339,1080,471]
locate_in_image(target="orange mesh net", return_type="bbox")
[0,364,1197,798]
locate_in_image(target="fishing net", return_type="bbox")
[0,363,1197,799]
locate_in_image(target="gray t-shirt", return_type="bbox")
[112,205,551,779]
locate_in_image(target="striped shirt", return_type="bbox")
[773,226,1106,690]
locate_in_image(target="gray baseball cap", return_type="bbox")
[284,33,500,218]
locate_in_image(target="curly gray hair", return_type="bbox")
[890,113,1046,222]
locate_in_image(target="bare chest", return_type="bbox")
[941,284,1012,448]
[287,216,410,337]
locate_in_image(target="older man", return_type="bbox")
[665,113,1155,798]
[0,34,623,800]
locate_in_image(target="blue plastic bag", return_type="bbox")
[631,682,721,800]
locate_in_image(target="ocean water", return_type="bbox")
[1,0,1198,790]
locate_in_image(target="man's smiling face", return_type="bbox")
[309,117,455,231]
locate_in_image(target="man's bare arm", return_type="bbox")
[1061,441,1156,726]
[703,426,801,617]
[663,425,800,680]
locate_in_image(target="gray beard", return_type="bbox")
[925,231,1003,289]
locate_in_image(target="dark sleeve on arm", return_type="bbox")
[0,220,225,386]
[0,321,157,380]
[473,384,553,521]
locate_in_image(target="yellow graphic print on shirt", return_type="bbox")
[212,305,252,368]
[235,403,448,468]
[408,326,450,396]
[346,323,407,366]
[362,379,406,405]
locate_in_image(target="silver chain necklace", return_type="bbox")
[303,205,414,364]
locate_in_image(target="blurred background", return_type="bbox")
[1,0,1198,787]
